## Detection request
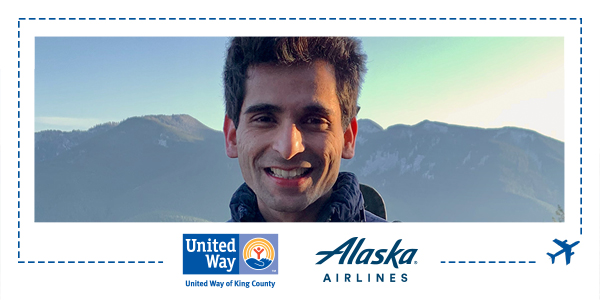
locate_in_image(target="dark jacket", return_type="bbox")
[229,172,387,222]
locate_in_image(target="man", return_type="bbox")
[223,37,386,222]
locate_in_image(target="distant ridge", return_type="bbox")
[35,115,563,222]
[35,114,241,222]
[35,114,220,162]
[348,119,564,222]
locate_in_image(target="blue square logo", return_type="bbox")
[183,234,278,275]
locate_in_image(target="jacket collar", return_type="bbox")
[229,172,366,222]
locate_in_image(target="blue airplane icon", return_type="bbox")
[547,239,580,265]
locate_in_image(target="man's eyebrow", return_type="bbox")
[302,104,334,116]
[243,104,282,115]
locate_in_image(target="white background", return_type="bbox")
[1,1,599,299]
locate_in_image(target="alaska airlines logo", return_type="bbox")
[243,238,275,270]
[316,237,417,268]
[183,234,278,274]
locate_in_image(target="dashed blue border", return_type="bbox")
[16,17,582,265]
[18,17,579,21]
[18,261,163,264]
[441,261,536,264]
[579,18,583,235]
[17,19,21,260]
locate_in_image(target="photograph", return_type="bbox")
[35,36,564,222]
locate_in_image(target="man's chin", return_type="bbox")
[259,194,315,213]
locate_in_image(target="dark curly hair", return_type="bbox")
[223,37,367,129]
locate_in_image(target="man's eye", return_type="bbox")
[253,115,276,123]
[305,117,328,124]
[304,117,330,130]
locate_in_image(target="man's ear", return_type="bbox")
[223,115,238,158]
[342,117,358,159]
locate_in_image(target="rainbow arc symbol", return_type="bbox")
[243,238,275,261]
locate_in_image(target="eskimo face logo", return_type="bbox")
[243,238,275,270]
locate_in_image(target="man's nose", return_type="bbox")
[272,123,305,160]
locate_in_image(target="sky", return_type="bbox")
[35,36,564,140]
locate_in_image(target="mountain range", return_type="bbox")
[35,114,563,222]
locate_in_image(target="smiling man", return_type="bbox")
[223,37,386,222]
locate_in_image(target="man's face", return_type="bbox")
[224,60,357,221]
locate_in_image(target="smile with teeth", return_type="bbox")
[267,167,311,179]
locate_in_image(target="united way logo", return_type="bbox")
[183,234,278,274]
[243,238,275,270]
